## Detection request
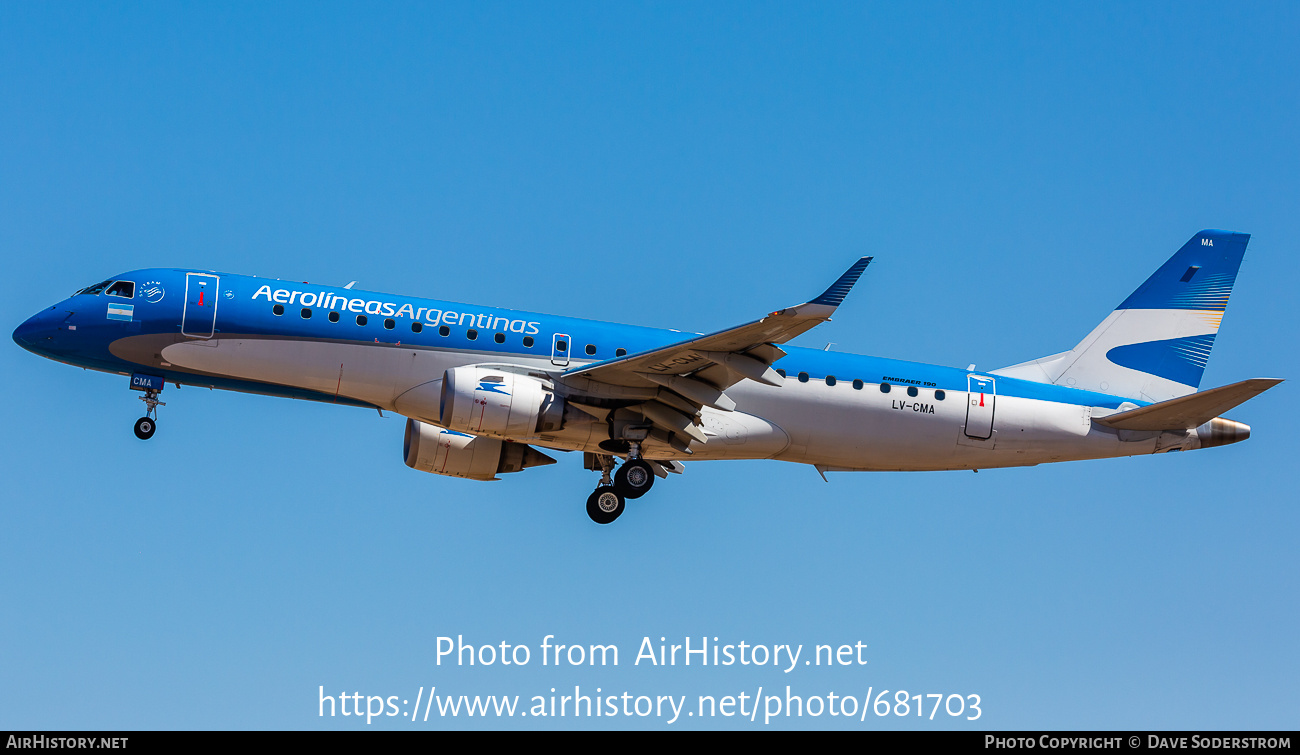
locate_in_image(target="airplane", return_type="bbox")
[13,229,1282,524]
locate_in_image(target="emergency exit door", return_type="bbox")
[965,375,996,439]
[551,333,570,367]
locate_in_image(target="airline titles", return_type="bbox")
[252,285,541,334]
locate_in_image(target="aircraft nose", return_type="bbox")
[13,307,61,350]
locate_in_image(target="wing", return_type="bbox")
[559,257,872,452]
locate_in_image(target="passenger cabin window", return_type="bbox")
[826,375,837,386]
[411,322,423,333]
[935,389,946,401]
[555,340,567,352]
[439,325,450,337]
[384,318,395,330]
[880,383,891,393]
[585,344,597,356]
[616,348,627,357]
[467,329,478,340]
[272,304,285,316]
[522,336,535,347]
[494,333,505,344]
[797,372,809,383]
[356,315,368,326]
[907,386,919,397]
[852,379,864,390]
[300,308,312,319]
[105,281,135,298]
[328,311,340,323]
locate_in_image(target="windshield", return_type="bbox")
[74,279,113,296]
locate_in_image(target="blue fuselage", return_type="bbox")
[14,266,1130,410]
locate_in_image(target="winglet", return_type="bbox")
[811,257,872,307]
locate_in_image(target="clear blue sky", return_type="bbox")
[2,2,1296,729]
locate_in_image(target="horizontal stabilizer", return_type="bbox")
[1093,378,1282,431]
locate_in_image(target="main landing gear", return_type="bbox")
[585,442,658,524]
[615,458,655,499]
[134,387,165,441]
[586,486,624,525]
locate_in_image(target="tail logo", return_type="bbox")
[1106,334,1217,388]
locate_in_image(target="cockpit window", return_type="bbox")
[75,279,113,296]
[105,281,135,299]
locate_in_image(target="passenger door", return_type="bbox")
[181,273,220,339]
[965,375,996,439]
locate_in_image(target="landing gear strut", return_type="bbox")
[134,387,165,440]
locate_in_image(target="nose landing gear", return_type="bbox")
[133,386,165,441]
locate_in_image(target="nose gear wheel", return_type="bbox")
[134,387,165,441]
[133,417,156,440]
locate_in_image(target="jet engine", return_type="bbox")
[403,419,556,481]
[439,366,564,439]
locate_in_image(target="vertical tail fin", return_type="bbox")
[993,230,1250,402]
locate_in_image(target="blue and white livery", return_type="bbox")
[13,230,1281,523]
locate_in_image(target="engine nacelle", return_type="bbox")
[403,419,556,481]
[439,366,564,439]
